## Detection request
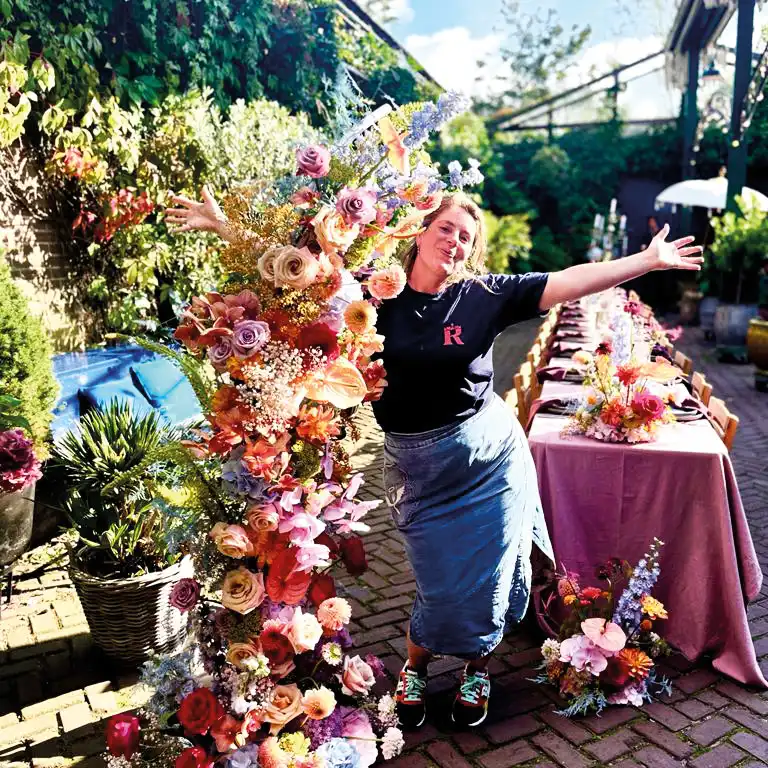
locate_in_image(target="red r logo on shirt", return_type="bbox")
[443,324,464,345]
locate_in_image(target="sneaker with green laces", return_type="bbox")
[451,666,490,727]
[395,664,427,728]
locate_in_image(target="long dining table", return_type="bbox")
[527,306,767,688]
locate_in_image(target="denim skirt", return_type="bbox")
[383,394,554,659]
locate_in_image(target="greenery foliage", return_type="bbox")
[0,252,58,451]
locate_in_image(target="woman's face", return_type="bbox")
[415,206,477,279]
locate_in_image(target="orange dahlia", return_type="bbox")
[616,648,653,679]
[296,404,341,443]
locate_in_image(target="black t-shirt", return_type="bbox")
[371,272,550,433]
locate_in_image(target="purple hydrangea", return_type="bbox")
[303,707,343,749]
[221,446,268,500]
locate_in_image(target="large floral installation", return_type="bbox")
[535,539,672,717]
[563,297,684,444]
[105,92,482,767]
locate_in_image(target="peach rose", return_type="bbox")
[317,597,352,632]
[246,503,280,533]
[284,606,323,653]
[272,245,320,291]
[222,567,266,615]
[312,206,360,255]
[367,264,406,300]
[262,683,303,735]
[257,247,279,283]
[226,641,262,670]
[301,686,337,720]
[343,300,377,335]
[209,522,254,559]
[340,654,375,696]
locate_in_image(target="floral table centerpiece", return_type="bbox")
[105,89,480,767]
[535,538,672,717]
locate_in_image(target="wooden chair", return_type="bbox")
[503,387,518,419]
[707,396,739,450]
[527,342,542,370]
[514,361,534,429]
[691,371,713,406]
[673,350,693,376]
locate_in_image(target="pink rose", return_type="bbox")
[336,187,378,226]
[340,654,375,696]
[284,606,323,653]
[209,523,254,559]
[246,503,280,532]
[296,145,331,178]
[631,392,666,423]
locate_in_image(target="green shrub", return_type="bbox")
[0,252,58,451]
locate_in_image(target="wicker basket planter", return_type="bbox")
[69,549,194,665]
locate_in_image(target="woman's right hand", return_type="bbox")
[165,184,229,236]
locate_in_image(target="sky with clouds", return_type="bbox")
[372,0,768,123]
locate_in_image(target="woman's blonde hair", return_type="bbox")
[400,192,488,286]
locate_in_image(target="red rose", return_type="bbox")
[176,746,214,768]
[308,573,337,607]
[177,688,224,736]
[339,535,367,577]
[105,713,140,758]
[631,392,665,424]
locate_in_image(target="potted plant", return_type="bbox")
[51,400,214,665]
[0,252,58,575]
[747,257,768,389]
[709,197,767,355]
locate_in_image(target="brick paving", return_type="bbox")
[1,322,767,766]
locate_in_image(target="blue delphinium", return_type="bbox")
[141,649,197,719]
[613,539,664,634]
[315,739,361,768]
[405,91,471,149]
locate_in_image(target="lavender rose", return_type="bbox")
[231,320,270,359]
[169,578,201,612]
[0,429,41,493]
[335,187,378,226]
[207,336,233,369]
[296,145,331,178]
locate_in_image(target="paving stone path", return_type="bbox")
[1,322,767,767]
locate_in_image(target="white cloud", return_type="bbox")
[405,26,505,96]
[385,0,414,24]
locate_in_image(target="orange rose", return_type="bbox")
[221,567,265,615]
[246,503,280,533]
[209,523,254,559]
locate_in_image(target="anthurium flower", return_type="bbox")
[306,357,368,409]
[581,618,627,653]
[378,116,409,176]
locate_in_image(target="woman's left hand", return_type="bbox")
[646,223,705,271]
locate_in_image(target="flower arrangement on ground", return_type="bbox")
[535,538,672,716]
[564,332,681,443]
[105,89,480,767]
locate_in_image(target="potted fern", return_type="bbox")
[51,398,218,665]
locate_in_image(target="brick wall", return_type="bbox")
[0,149,88,351]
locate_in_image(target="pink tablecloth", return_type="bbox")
[528,414,766,688]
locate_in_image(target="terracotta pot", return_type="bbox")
[0,484,35,567]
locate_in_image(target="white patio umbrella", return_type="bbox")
[655,175,768,212]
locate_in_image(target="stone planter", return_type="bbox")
[699,296,719,340]
[69,549,193,665]
[713,303,758,349]
[0,484,35,568]
[679,289,703,325]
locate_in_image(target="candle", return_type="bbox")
[609,198,617,214]
[619,215,627,232]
